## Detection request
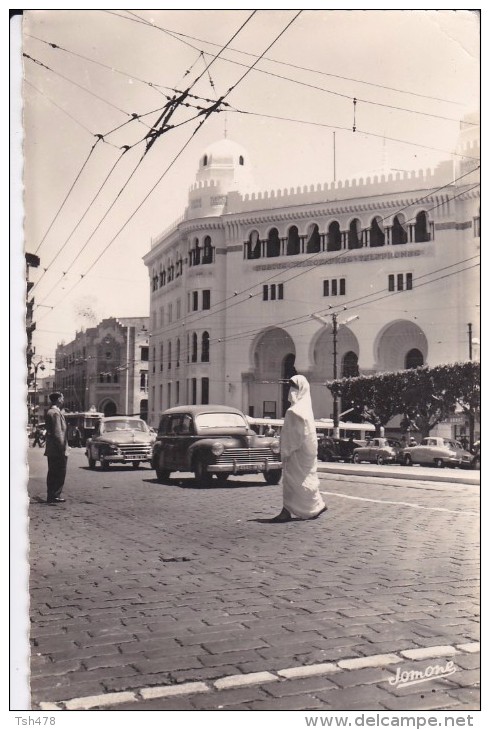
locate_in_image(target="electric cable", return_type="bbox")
[35,12,303,319]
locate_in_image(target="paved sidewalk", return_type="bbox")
[317,462,479,486]
[27,450,480,711]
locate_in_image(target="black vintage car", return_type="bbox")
[152,405,282,486]
[317,436,359,463]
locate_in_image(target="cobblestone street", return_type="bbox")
[26,449,480,711]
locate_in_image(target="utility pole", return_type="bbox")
[332,313,339,434]
[311,311,359,438]
[468,322,473,360]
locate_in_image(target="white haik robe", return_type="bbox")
[280,375,326,519]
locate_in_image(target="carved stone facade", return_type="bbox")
[144,120,480,428]
[54,317,149,419]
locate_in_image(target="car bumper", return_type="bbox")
[207,460,282,475]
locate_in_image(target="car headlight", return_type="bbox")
[211,441,224,456]
[270,440,281,454]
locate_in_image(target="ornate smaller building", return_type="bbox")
[54,317,149,419]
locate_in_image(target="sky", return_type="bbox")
[17,8,480,375]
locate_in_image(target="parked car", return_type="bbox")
[85,416,154,469]
[151,405,282,486]
[317,436,359,463]
[401,437,473,468]
[352,437,400,465]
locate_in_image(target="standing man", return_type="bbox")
[44,392,68,504]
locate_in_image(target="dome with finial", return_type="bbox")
[186,137,254,219]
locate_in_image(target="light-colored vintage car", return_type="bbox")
[86,416,154,469]
[352,437,400,465]
[401,437,473,468]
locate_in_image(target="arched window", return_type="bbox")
[191,238,200,266]
[248,230,261,259]
[342,351,359,378]
[176,338,181,368]
[160,343,164,372]
[192,333,198,363]
[414,211,430,242]
[168,341,172,370]
[239,155,244,166]
[203,235,213,264]
[327,221,342,252]
[306,224,321,253]
[348,219,362,249]
[203,154,208,166]
[392,214,408,245]
[266,228,280,257]
[405,348,424,369]
[201,332,210,362]
[370,216,385,247]
[287,225,300,256]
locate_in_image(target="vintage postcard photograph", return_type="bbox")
[12,7,480,723]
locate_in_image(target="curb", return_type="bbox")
[317,464,479,486]
[38,641,480,711]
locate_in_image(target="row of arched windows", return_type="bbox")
[245,212,432,260]
[151,237,216,292]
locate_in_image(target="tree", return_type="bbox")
[442,361,480,448]
[328,371,405,434]
[399,366,457,439]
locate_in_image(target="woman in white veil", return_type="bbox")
[270,374,327,523]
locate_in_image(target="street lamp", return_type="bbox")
[311,310,359,438]
[30,359,45,426]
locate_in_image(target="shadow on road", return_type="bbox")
[141,476,272,490]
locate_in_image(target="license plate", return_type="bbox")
[236,464,260,472]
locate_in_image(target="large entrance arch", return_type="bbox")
[99,399,117,417]
[375,321,428,371]
[251,328,296,417]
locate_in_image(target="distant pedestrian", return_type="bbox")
[32,425,45,448]
[44,392,68,504]
[73,426,82,447]
[264,425,275,437]
[268,375,327,523]
[409,436,417,446]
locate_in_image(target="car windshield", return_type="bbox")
[195,413,248,430]
[103,420,148,433]
[443,439,458,449]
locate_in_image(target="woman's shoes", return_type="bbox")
[268,508,292,523]
[308,505,328,520]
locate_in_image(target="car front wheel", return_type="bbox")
[100,457,111,470]
[353,453,361,464]
[434,458,444,468]
[404,454,413,466]
[194,458,213,487]
[264,470,282,485]
[376,454,384,465]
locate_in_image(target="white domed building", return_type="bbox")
[143,123,479,438]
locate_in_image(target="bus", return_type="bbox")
[64,411,104,446]
[247,416,375,441]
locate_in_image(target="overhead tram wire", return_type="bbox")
[107,10,466,108]
[36,10,298,321]
[31,23,240,299]
[118,14,479,127]
[31,28,253,304]
[229,108,480,162]
[24,78,95,137]
[26,30,234,111]
[34,104,214,308]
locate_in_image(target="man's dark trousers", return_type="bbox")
[47,455,67,501]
